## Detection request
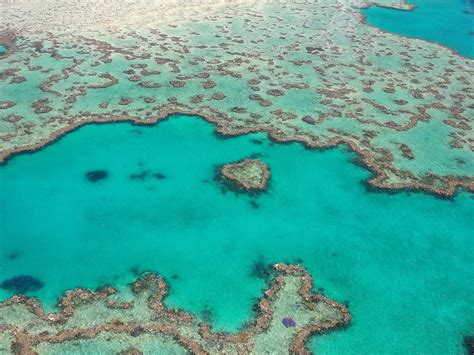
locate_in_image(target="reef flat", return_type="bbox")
[0,264,349,354]
[0,0,472,196]
[220,159,270,192]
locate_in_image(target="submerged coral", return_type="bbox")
[0,275,44,294]
[464,335,474,355]
[0,264,350,353]
[85,170,108,182]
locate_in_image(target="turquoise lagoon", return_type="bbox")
[362,0,474,58]
[0,116,473,353]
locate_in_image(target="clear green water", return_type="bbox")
[362,0,474,58]
[0,116,473,353]
[0,45,7,55]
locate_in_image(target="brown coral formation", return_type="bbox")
[220,158,270,192]
[0,101,15,110]
[0,264,350,354]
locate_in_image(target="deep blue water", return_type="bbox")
[362,0,474,58]
[0,116,473,353]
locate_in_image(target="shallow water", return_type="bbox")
[0,115,473,353]
[362,0,474,58]
[0,45,7,55]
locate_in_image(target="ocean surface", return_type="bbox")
[0,116,473,353]
[362,0,474,58]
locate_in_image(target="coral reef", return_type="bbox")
[0,0,472,197]
[0,264,350,354]
[220,158,270,192]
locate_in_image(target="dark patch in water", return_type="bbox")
[463,336,474,355]
[250,200,259,209]
[86,170,108,182]
[0,275,44,294]
[202,179,209,183]
[200,307,214,323]
[130,170,167,181]
[249,152,262,159]
[295,257,303,264]
[171,274,179,280]
[250,138,263,145]
[129,129,143,135]
[153,172,167,180]
[212,170,229,195]
[130,266,141,276]
[250,256,275,284]
[343,300,351,308]
[252,298,261,313]
[6,251,19,260]
[130,170,150,181]
[331,252,339,257]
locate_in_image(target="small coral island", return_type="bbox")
[220,159,270,193]
[0,264,350,353]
